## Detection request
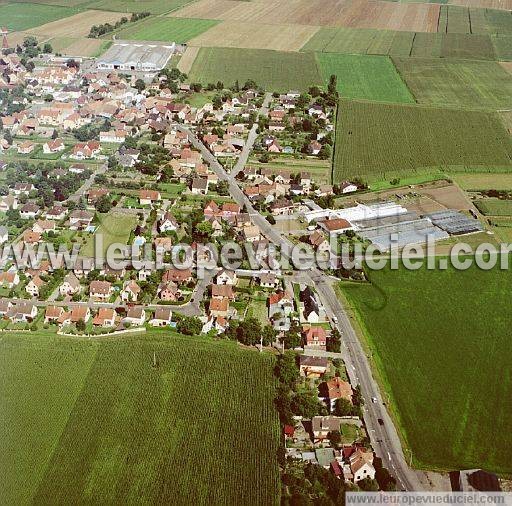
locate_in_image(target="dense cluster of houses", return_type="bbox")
[283,356,378,485]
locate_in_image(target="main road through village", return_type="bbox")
[177,107,442,491]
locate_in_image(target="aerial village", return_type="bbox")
[0,30,485,491]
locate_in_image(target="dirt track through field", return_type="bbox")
[177,46,200,73]
[500,61,512,75]
[172,0,440,32]
[188,21,320,51]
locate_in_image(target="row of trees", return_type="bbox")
[88,12,149,38]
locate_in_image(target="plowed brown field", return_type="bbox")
[172,0,440,33]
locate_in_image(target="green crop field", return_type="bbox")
[302,27,502,61]
[316,53,414,103]
[393,58,512,109]
[492,35,512,60]
[437,6,512,35]
[475,198,512,216]
[0,335,98,505]
[0,2,80,31]
[188,47,323,92]
[114,17,218,42]
[85,0,192,14]
[338,262,512,473]
[81,211,138,257]
[1,332,280,505]
[6,0,89,5]
[333,100,512,182]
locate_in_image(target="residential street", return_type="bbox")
[229,92,272,179]
[178,123,439,491]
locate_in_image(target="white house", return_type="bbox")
[215,269,237,285]
[59,272,81,296]
[123,306,146,326]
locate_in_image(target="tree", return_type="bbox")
[327,74,338,96]
[42,42,53,53]
[23,36,38,48]
[296,92,312,109]
[318,144,331,160]
[212,95,222,109]
[243,79,257,90]
[233,317,262,346]
[328,430,342,448]
[95,194,112,213]
[334,397,353,416]
[134,79,146,93]
[195,220,213,240]
[262,325,276,346]
[3,130,13,145]
[274,351,299,389]
[176,316,202,335]
[358,478,379,492]
[352,385,364,407]
[291,390,326,418]
[326,328,341,353]
[76,319,86,332]
[66,58,80,69]
[259,152,270,163]
[375,457,398,491]
[215,80,224,90]
[215,180,229,196]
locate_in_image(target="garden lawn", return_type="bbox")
[0,2,80,31]
[81,211,138,257]
[316,53,414,103]
[339,262,512,473]
[114,17,219,42]
[18,332,280,504]
[188,47,323,92]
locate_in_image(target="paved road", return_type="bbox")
[69,163,107,203]
[229,92,272,179]
[178,124,435,491]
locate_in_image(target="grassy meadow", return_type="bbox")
[81,211,138,258]
[188,47,323,92]
[1,332,280,505]
[316,53,414,103]
[0,2,80,31]
[333,100,512,182]
[339,262,512,474]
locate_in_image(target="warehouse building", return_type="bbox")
[96,42,175,72]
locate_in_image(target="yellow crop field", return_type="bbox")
[29,10,126,38]
[189,21,320,51]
